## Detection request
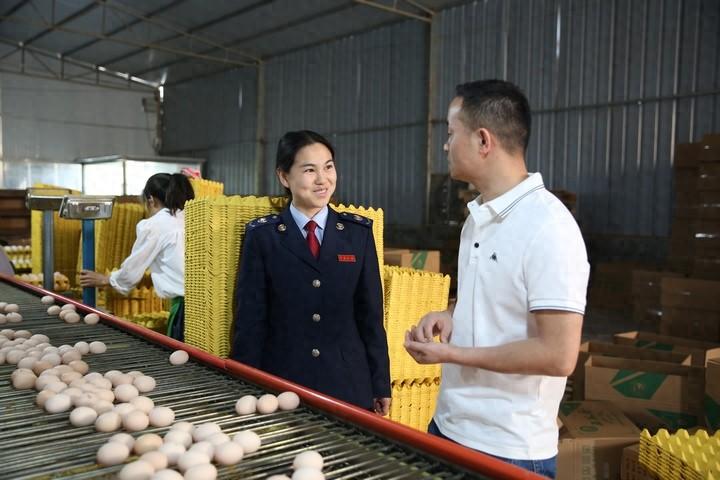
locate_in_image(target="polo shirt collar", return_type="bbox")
[468,172,545,223]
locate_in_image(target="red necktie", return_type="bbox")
[305,220,320,259]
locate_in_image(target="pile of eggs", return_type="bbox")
[235,391,300,415]
[0,302,24,324]
[96,422,263,480]
[44,299,100,325]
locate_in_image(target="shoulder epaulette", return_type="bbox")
[338,212,373,227]
[246,214,282,230]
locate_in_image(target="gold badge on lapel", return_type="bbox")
[277,224,287,232]
[336,223,344,230]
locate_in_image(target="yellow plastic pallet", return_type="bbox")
[639,428,720,480]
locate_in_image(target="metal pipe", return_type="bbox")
[41,210,53,291]
[81,219,95,307]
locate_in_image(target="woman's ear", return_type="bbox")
[276,168,290,189]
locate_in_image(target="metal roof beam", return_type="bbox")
[94,0,260,62]
[353,0,433,23]
[131,1,355,77]
[62,0,187,57]
[22,1,99,47]
[0,14,255,67]
[95,0,271,70]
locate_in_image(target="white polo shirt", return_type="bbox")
[433,172,589,460]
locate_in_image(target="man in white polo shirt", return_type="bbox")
[404,79,589,478]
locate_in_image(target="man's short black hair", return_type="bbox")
[455,79,531,154]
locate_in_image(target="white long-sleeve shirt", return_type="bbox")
[108,208,185,299]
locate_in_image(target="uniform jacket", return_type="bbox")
[231,206,391,409]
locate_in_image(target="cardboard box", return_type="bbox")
[674,142,702,168]
[632,270,681,301]
[706,359,720,430]
[571,341,692,401]
[660,307,720,342]
[613,331,720,366]
[557,401,640,480]
[699,133,720,163]
[384,248,440,273]
[584,356,705,431]
[661,277,720,311]
[620,444,655,480]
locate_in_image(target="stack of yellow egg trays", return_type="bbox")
[183,195,385,359]
[383,265,450,431]
[639,428,720,479]
[189,177,224,198]
[31,184,82,286]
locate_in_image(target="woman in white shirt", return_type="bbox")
[79,173,194,341]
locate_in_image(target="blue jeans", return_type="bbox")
[428,419,556,479]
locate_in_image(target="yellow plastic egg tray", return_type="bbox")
[104,271,170,317]
[388,377,440,431]
[639,428,720,480]
[383,265,449,382]
[90,202,146,274]
[124,311,170,333]
[189,178,224,198]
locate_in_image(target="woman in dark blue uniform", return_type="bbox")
[231,130,391,415]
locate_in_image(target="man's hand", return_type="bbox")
[408,310,453,343]
[373,397,391,416]
[404,331,455,364]
[79,270,109,288]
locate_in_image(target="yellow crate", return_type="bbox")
[124,311,170,333]
[388,378,440,431]
[639,428,720,480]
[383,266,449,381]
[189,178,224,198]
[104,271,169,317]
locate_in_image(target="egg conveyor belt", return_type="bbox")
[0,276,536,480]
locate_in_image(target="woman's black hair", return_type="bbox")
[275,130,335,196]
[142,173,195,215]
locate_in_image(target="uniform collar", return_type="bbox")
[289,202,329,231]
[467,172,545,223]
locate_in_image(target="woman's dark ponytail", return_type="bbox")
[143,173,195,215]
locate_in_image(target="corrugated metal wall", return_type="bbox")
[0,72,155,189]
[263,21,428,225]
[163,69,258,195]
[432,0,720,236]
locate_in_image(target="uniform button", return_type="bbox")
[312,279,321,288]
[312,313,321,322]
[474,242,479,248]
[311,348,320,357]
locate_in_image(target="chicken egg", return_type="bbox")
[213,441,244,465]
[36,389,56,407]
[188,441,213,458]
[277,391,301,411]
[257,394,279,414]
[5,303,20,313]
[47,305,61,315]
[148,406,175,427]
[12,370,36,389]
[232,430,261,454]
[169,350,189,365]
[6,312,22,323]
[133,375,156,393]
[134,433,163,454]
[70,406,98,427]
[93,400,115,414]
[45,393,72,413]
[207,433,231,448]
[118,459,155,480]
[95,411,122,432]
[192,422,221,442]
[41,295,55,305]
[60,303,76,311]
[112,373,134,387]
[140,450,168,470]
[109,432,135,450]
[123,410,149,432]
[234,395,257,415]
[114,402,136,417]
[69,360,89,374]
[184,463,217,480]
[157,442,185,465]
[83,313,100,325]
[130,396,154,414]
[96,442,130,466]
[177,451,210,473]
[114,383,139,402]
[267,476,291,480]
[170,421,194,433]
[88,341,106,354]
[151,469,183,480]
[293,451,324,470]
[164,430,192,448]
